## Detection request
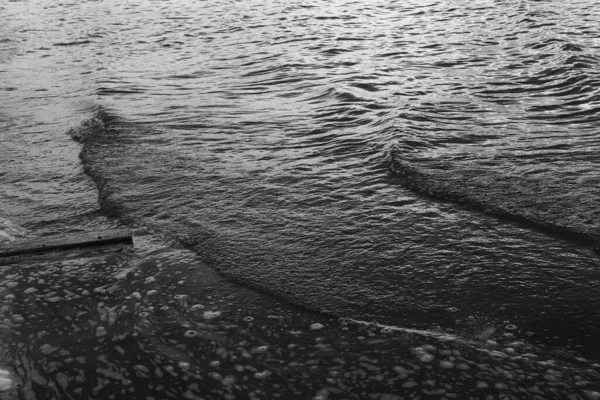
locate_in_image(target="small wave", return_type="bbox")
[96,87,147,96]
[388,152,600,252]
[320,47,354,55]
[67,108,114,143]
[52,40,92,47]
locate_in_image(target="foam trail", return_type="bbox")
[342,317,459,342]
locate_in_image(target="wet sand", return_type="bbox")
[1,232,599,399]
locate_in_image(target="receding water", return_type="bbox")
[1,0,600,398]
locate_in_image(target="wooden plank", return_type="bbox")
[0,229,133,259]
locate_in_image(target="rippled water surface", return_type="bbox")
[1,0,600,398]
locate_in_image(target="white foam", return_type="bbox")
[342,318,459,341]
[0,216,28,244]
[0,376,12,391]
[202,311,221,320]
[0,369,12,392]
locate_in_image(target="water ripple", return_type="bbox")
[4,0,600,381]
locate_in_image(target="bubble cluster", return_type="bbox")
[411,345,439,364]
[202,311,221,320]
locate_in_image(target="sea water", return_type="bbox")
[1,0,600,398]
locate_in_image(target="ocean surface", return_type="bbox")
[1,0,600,398]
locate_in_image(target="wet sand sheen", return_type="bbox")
[1,233,600,398]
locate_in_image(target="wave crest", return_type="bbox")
[388,149,600,251]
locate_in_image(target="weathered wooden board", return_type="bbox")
[0,230,133,259]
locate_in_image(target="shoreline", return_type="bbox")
[1,232,599,399]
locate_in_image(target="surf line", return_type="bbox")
[388,157,600,254]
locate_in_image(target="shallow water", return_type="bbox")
[1,236,600,399]
[1,0,600,398]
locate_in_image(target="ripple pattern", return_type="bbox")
[4,0,600,371]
